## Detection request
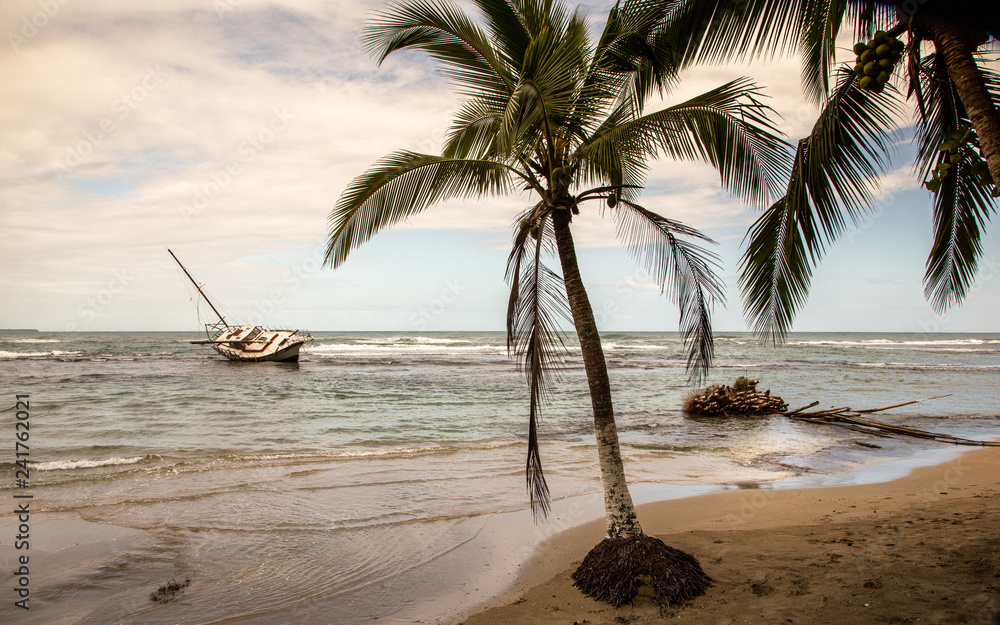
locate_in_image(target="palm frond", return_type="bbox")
[739,69,900,342]
[612,200,724,384]
[799,0,849,102]
[326,151,516,268]
[363,0,513,97]
[443,97,505,159]
[576,78,792,208]
[472,0,533,70]
[664,0,809,70]
[845,0,905,43]
[505,208,571,518]
[924,152,996,312]
[912,52,959,181]
[912,54,998,311]
[586,0,678,112]
[662,0,902,103]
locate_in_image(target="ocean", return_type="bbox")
[1,331,998,624]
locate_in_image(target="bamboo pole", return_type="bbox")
[784,401,819,416]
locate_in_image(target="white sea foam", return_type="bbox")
[9,338,60,344]
[0,350,52,358]
[787,338,998,347]
[306,343,504,356]
[0,349,83,359]
[36,456,147,471]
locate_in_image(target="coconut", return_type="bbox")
[606,195,617,208]
[876,71,891,84]
[859,75,876,90]
[874,30,887,43]
[860,50,876,64]
[864,62,879,76]
[875,43,890,57]
[879,58,894,71]
[854,42,868,56]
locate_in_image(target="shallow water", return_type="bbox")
[1,331,998,623]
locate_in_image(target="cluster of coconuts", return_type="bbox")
[853,31,904,93]
[925,125,994,193]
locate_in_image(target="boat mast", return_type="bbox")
[167,248,230,329]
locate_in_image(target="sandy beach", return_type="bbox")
[464,444,1000,625]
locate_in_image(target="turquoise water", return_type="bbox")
[1,331,998,623]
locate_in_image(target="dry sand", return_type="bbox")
[463,445,1000,625]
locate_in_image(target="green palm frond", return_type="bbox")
[924,152,996,312]
[576,78,791,208]
[443,97,504,159]
[912,52,960,182]
[664,0,808,70]
[913,53,998,311]
[472,0,532,69]
[587,0,678,110]
[515,0,575,41]
[326,151,517,268]
[663,0,905,103]
[363,0,513,96]
[739,69,900,342]
[612,200,724,383]
[799,0,848,102]
[505,208,571,518]
[845,0,906,42]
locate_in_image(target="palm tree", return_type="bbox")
[325,0,790,605]
[661,0,999,340]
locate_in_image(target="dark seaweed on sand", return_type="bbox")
[150,578,190,604]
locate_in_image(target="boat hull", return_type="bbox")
[192,325,311,363]
[211,340,305,363]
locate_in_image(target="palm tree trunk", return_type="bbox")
[551,208,642,539]
[929,21,1000,196]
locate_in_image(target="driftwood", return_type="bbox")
[683,377,788,416]
[784,395,1000,447]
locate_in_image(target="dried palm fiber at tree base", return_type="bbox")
[683,376,787,416]
[572,534,712,607]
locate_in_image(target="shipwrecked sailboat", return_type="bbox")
[168,249,311,363]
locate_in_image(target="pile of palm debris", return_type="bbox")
[683,376,788,416]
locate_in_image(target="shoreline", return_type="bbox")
[461,442,1000,624]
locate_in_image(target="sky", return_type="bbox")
[1,0,998,335]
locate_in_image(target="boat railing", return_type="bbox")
[205,320,229,339]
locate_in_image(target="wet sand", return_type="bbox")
[3,446,998,624]
[463,444,1000,625]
